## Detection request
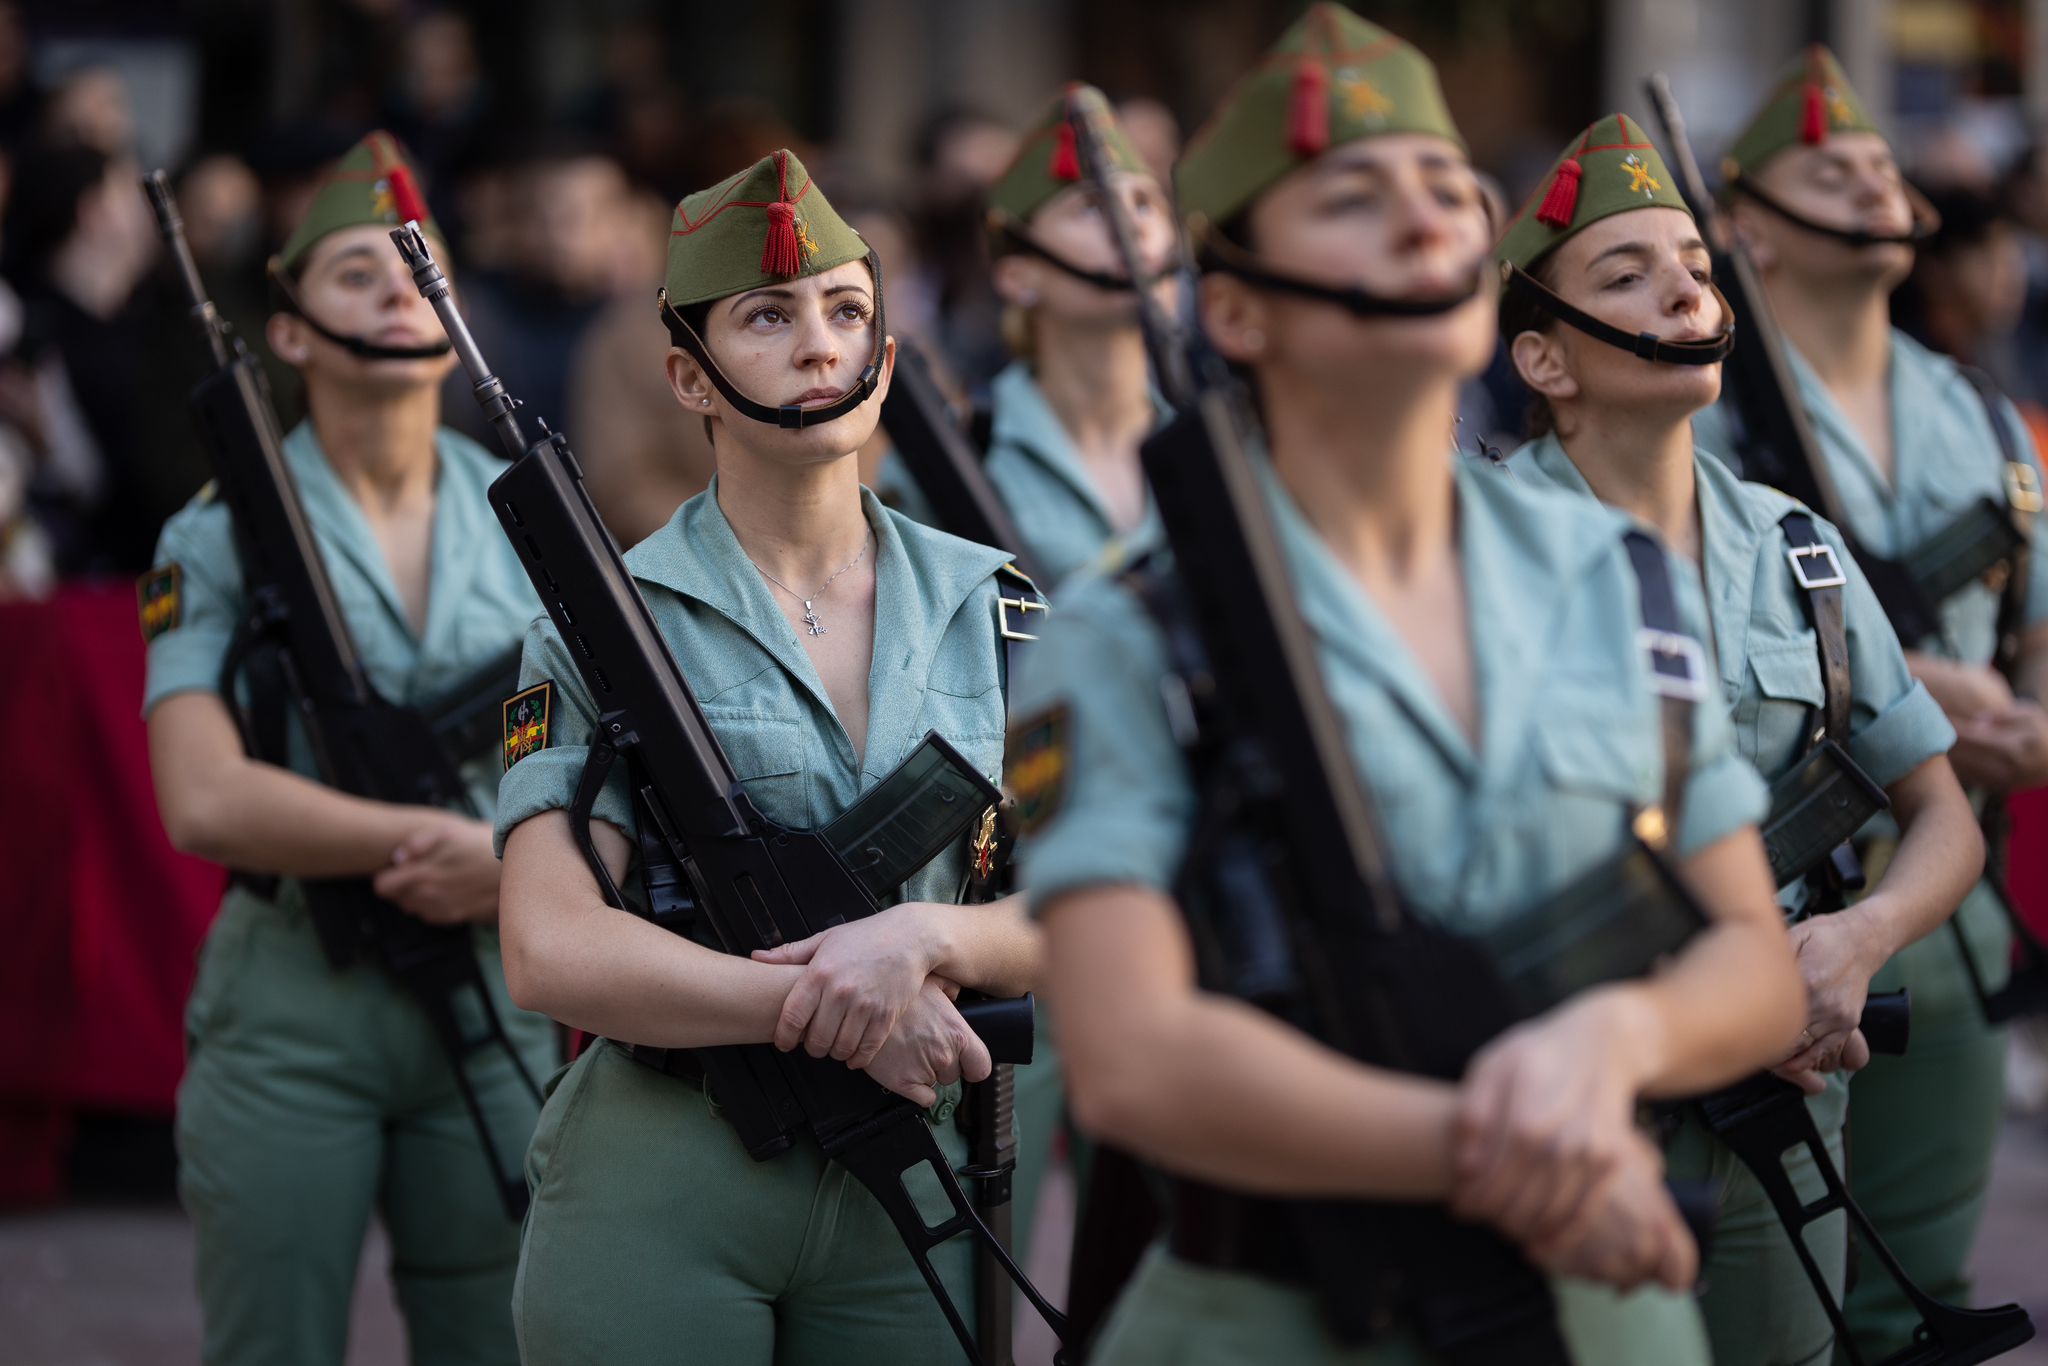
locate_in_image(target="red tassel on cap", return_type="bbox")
[1287,58,1329,157]
[1050,120,1081,182]
[1800,81,1828,144]
[388,163,430,226]
[1799,46,1829,145]
[762,201,801,276]
[1534,157,1582,228]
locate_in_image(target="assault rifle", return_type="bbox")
[143,171,539,1219]
[1640,84,2037,1364]
[391,223,1070,1366]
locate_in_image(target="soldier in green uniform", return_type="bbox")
[142,132,555,1366]
[1010,8,1807,1364]
[1692,48,2048,1356]
[979,82,1175,589]
[493,150,1046,1365]
[1496,113,1981,1366]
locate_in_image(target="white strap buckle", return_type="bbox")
[1639,628,1710,702]
[998,595,1048,642]
[1785,542,1847,591]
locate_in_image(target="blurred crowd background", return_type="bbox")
[0,0,2045,582]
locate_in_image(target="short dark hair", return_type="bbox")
[1,138,111,286]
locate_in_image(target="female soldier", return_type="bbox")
[1012,7,1806,1364]
[493,150,1044,1365]
[1497,113,1981,1366]
[1693,48,2048,1356]
[142,133,554,1366]
[979,82,1176,588]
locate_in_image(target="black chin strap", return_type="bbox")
[1723,175,1939,250]
[1194,218,1485,319]
[988,214,1155,294]
[266,258,454,362]
[658,249,888,431]
[1500,262,1737,366]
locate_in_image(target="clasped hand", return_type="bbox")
[372,813,502,925]
[753,904,991,1107]
[1449,989,1698,1293]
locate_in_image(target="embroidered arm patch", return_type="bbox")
[137,564,183,642]
[1005,703,1071,835]
[502,681,554,772]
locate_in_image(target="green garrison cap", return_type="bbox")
[1725,45,1883,180]
[662,149,868,309]
[277,131,441,271]
[987,83,1152,224]
[1176,2,1463,232]
[1496,114,1693,273]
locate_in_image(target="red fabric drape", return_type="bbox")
[0,582,223,1204]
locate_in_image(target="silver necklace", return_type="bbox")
[749,530,871,637]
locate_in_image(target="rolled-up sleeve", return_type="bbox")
[1011,572,1195,913]
[493,616,637,855]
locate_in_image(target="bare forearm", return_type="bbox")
[500,812,805,1045]
[1628,830,1805,1099]
[1070,990,1460,1198]
[923,894,1043,998]
[1856,759,1983,959]
[149,691,427,876]
[1046,886,1458,1199]
[164,751,424,876]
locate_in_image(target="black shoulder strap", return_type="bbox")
[1779,511,1853,744]
[968,405,995,460]
[1957,365,2038,679]
[1621,530,1706,844]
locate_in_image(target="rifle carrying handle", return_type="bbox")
[959,994,1035,1066]
[1860,988,1911,1057]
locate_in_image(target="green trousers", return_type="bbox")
[512,1039,976,1365]
[176,887,556,1366]
[1011,999,1065,1267]
[1086,1244,1711,1366]
[1841,881,2010,1361]
[1667,1077,1850,1365]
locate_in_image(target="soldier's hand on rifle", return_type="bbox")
[1448,986,1657,1247]
[1949,697,2048,792]
[1524,1129,1698,1293]
[372,812,504,925]
[754,902,952,1067]
[1769,911,1883,1091]
[858,979,992,1108]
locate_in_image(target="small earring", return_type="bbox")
[700,397,710,407]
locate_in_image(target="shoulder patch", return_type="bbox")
[502,681,554,772]
[1005,703,1070,835]
[137,564,183,642]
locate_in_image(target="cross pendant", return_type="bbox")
[802,601,826,636]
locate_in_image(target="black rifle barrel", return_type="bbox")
[144,170,234,372]
[1068,97,1192,408]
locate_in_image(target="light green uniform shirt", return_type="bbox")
[495,480,1017,910]
[1694,329,2048,664]
[1514,433,1954,915]
[143,420,530,816]
[1013,453,1763,1363]
[1018,454,1766,922]
[982,360,1161,590]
